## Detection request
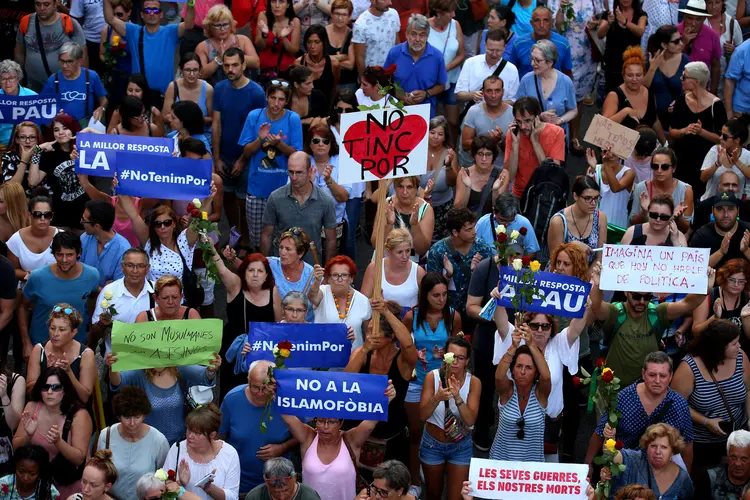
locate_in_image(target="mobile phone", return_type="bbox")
[718,420,733,434]
[194,472,215,488]
[511,124,519,136]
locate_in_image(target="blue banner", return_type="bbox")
[245,322,351,370]
[495,267,591,318]
[75,132,173,176]
[115,152,211,200]
[274,370,389,421]
[0,94,60,125]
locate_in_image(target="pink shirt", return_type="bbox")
[301,435,357,500]
[678,22,722,70]
[111,196,140,248]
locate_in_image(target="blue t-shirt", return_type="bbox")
[213,79,267,162]
[727,40,750,113]
[500,0,536,37]
[79,232,132,286]
[23,264,100,345]
[475,212,541,255]
[219,385,292,493]
[384,42,448,117]
[124,23,180,93]
[238,108,303,199]
[516,69,577,138]
[411,307,451,385]
[0,87,37,147]
[504,32,573,79]
[41,69,107,121]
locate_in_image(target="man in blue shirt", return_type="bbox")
[504,7,573,79]
[725,38,750,118]
[103,0,195,96]
[20,232,100,349]
[80,200,132,288]
[213,47,266,253]
[475,192,540,257]
[42,42,107,124]
[384,14,447,117]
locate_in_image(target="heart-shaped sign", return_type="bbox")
[342,111,428,179]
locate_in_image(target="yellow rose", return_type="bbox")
[111,35,121,46]
[201,211,208,220]
[279,348,291,358]
[103,290,114,300]
[604,439,617,453]
[154,469,168,481]
[529,260,541,272]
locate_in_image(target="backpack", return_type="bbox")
[520,159,569,260]
[19,13,75,36]
[613,301,660,334]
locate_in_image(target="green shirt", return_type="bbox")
[602,302,670,388]
[245,483,321,500]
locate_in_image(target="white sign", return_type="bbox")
[600,244,709,294]
[468,458,589,499]
[337,104,429,185]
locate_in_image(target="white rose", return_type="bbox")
[495,224,506,235]
[510,230,520,240]
[154,469,168,481]
[100,299,110,309]
[192,198,202,209]
[443,352,456,365]
[103,290,114,300]
[512,258,523,271]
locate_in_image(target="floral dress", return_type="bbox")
[638,0,679,53]
[550,0,604,100]
[0,475,60,499]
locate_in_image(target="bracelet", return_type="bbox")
[703,416,708,426]
[178,486,185,498]
[187,0,195,6]
[430,397,439,406]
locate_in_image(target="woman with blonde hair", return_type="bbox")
[70,449,119,500]
[196,4,260,86]
[0,183,28,243]
[267,227,315,322]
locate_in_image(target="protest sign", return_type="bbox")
[600,244,709,294]
[583,114,640,159]
[495,267,591,318]
[468,458,589,499]
[75,132,173,176]
[338,104,429,184]
[110,319,221,372]
[274,370,389,421]
[115,152,212,200]
[0,94,60,124]
[244,322,351,370]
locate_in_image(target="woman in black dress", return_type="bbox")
[295,24,339,102]
[287,65,329,136]
[597,0,648,92]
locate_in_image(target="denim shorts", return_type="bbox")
[419,427,473,466]
[436,82,457,106]
[405,381,422,403]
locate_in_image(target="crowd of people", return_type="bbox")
[2,0,750,498]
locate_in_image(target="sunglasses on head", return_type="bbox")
[335,106,355,114]
[31,211,53,220]
[143,7,161,14]
[650,163,672,171]
[42,383,63,392]
[649,211,671,221]
[265,476,292,488]
[516,417,525,439]
[152,219,174,228]
[270,79,290,87]
[311,137,330,145]
[53,306,73,315]
[630,292,653,302]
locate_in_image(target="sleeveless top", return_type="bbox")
[269,257,315,322]
[0,374,18,477]
[427,368,472,430]
[381,260,419,315]
[38,342,87,380]
[613,86,658,130]
[146,307,192,321]
[631,223,674,246]
[362,350,408,439]
[709,287,750,355]
[553,208,601,263]
[174,80,209,119]
[595,164,631,229]
[427,20,460,84]
[412,309,452,385]
[420,150,453,207]
[259,30,296,72]
[302,435,357,500]
[204,36,240,86]
[685,353,748,443]
[301,54,335,102]
[326,29,356,85]
[490,381,545,462]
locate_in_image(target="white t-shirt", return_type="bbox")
[354,88,396,109]
[352,8,400,68]
[163,440,241,500]
[700,145,750,200]
[492,323,579,419]
[455,54,520,102]
[313,285,372,348]
[69,0,106,43]
[7,228,58,273]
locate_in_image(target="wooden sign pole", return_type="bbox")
[371,179,389,336]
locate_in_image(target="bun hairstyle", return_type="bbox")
[86,449,119,485]
[622,46,646,74]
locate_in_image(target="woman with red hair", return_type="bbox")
[212,249,282,398]
[308,255,371,348]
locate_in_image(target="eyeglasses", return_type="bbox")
[630,292,653,302]
[311,137,331,145]
[329,273,351,281]
[516,417,525,439]
[335,106,355,114]
[80,218,92,225]
[315,418,340,427]
[722,133,736,141]
[452,355,468,362]
[530,56,546,65]
[213,21,231,30]
[728,277,748,285]
[649,211,671,221]
[650,163,672,171]
[17,135,36,142]
[142,7,161,14]
[1,76,18,83]
[287,170,307,178]
[152,219,174,228]
[528,322,552,331]
[31,211,53,220]
[285,307,306,314]
[370,481,394,498]
[58,59,76,66]
[579,195,601,203]
[270,79,290,87]
[249,383,266,392]
[53,306,73,314]
[123,262,148,270]
[42,383,63,392]
[680,73,696,81]
[265,476,292,488]
[475,151,493,158]
[182,68,200,74]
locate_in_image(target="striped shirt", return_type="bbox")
[685,353,748,443]
[489,382,545,462]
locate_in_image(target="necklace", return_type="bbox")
[332,288,352,319]
[284,261,302,281]
[570,206,591,238]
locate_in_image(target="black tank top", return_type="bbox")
[630,224,674,246]
[362,350,409,439]
[224,291,275,353]
[302,54,335,102]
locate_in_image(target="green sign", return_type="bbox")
[111,319,222,372]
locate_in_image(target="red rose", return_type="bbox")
[521,255,532,266]
[601,370,614,382]
[190,209,200,218]
[496,232,508,244]
[595,358,606,368]
[168,470,177,481]
[383,64,397,75]
[615,440,625,450]
[572,376,581,388]
[187,203,195,212]
[278,340,293,350]
[519,227,528,236]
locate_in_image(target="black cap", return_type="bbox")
[713,192,740,208]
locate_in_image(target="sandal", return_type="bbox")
[571,138,585,155]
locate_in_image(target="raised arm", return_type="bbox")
[103,0,127,37]
[117,195,148,245]
[308,265,325,307]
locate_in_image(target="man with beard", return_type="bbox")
[693,171,750,230]
[460,75,515,169]
[212,47,267,255]
[18,231,99,360]
[691,192,750,268]
[696,430,750,499]
[384,14,447,117]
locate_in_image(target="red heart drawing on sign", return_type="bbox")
[342,111,427,179]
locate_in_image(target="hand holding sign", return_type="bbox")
[583,114,640,159]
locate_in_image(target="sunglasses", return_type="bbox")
[143,7,161,14]
[270,79,290,87]
[53,306,73,314]
[650,163,672,171]
[42,383,63,392]
[311,137,331,145]
[630,292,653,302]
[528,322,552,331]
[722,133,736,141]
[31,211,53,220]
[335,106,355,114]
[265,476,292,488]
[649,211,671,221]
[516,417,525,440]
[152,219,174,228]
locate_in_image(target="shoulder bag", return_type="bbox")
[177,243,204,309]
[708,368,737,434]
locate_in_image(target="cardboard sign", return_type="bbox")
[110,319,222,372]
[583,114,640,159]
[115,152,212,200]
[0,94,60,124]
[468,458,589,499]
[338,104,429,184]
[600,244,709,294]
